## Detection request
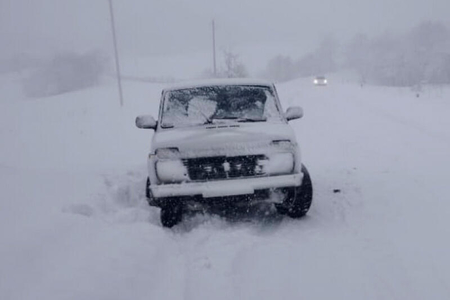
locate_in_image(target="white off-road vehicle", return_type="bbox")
[136,79,313,227]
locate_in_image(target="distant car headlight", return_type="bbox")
[259,153,294,175]
[314,79,318,84]
[156,160,189,183]
[324,79,328,83]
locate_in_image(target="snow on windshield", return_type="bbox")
[161,85,281,128]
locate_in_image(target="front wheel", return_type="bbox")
[160,202,183,228]
[276,164,313,218]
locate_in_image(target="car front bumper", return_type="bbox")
[151,173,303,198]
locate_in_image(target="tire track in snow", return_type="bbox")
[174,221,245,300]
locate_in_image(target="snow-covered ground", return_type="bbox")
[1,72,450,299]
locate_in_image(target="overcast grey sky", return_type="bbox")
[1,0,450,58]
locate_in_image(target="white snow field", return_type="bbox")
[1,73,450,300]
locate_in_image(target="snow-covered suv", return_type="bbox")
[136,79,313,227]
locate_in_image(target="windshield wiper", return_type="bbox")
[212,116,238,120]
[209,116,266,123]
[202,117,214,125]
[236,117,266,122]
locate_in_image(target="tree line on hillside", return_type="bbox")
[22,52,109,97]
[262,21,450,87]
[0,51,109,97]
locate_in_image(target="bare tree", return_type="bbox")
[222,50,248,78]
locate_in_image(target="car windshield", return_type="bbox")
[160,85,281,128]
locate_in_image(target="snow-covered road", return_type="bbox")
[1,75,450,299]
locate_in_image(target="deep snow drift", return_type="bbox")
[1,73,450,300]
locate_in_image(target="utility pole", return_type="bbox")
[212,19,217,77]
[108,0,124,107]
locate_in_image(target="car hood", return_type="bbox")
[151,122,297,156]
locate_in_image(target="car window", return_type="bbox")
[161,85,282,128]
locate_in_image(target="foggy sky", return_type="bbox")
[2,0,450,58]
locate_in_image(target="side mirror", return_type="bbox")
[285,106,303,121]
[136,115,157,129]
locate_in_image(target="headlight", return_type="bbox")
[156,160,189,183]
[314,79,318,84]
[259,153,294,175]
[324,79,328,83]
[154,148,189,183]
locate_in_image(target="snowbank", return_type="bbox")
[1,73,450,299]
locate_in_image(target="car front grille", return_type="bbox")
[183,155,266,181]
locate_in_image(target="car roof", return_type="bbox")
[163,78,274,92]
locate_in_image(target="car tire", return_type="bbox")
[160,202,183,228]
[145,177,157,206]
[146,177,151,199]
[276,164,313,218]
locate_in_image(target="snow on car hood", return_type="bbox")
[151,122,297,157]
